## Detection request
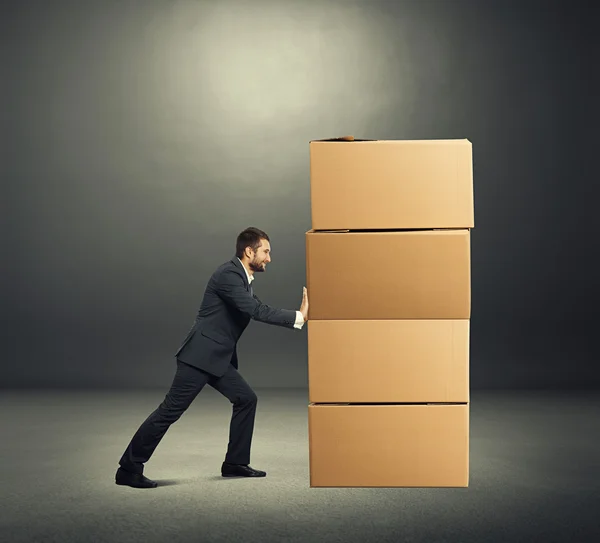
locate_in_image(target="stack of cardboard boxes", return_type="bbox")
[305,137,474,487]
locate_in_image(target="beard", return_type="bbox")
[249,258,267,273]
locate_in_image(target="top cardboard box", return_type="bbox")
[309,137,474,230]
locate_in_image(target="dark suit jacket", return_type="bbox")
[174,257,298,377]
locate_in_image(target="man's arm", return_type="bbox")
[253,291,305,330]
[216,269,299,328]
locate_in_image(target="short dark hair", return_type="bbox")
[235,227,270,259]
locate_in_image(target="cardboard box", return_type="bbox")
[309,138,473,230]
[308,404,469,487]
[308,319,469,403]
[306,229,471,320]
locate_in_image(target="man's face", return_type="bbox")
[248,239,271,273]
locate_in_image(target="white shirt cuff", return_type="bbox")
[294,311,305,329]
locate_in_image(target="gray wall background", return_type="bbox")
[4,0,599,389]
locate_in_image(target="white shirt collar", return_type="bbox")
[237,258,254,284]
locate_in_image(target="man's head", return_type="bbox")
[235,227,271,274]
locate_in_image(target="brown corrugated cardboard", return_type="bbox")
[309,138,473,231]
[308,404,469,487]
[306,229,471,320]
[308,319,469,403]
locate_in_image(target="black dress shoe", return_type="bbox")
[115,467,158,488]
[221,462,266,478]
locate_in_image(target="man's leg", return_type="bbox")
[208,364,265,477]
[118,360,210,477]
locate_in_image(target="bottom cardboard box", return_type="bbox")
[308,403,469,487]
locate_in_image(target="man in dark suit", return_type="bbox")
[115,227,309,488]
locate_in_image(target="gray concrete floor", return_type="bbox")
[1,388,599,543]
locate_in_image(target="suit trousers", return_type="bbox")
[119,360,258,474]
